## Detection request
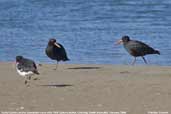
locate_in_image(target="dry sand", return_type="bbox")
[0,62,171,114]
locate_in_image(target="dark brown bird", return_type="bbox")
[45,38,69,70]
[116,36,160,65]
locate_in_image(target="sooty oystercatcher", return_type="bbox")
[45,38,69,70]
[116,36,160,65]
[15,56,39,85]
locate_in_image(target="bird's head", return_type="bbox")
[48,38,61,48]
[116,35,130,45]
[16,56,23,63]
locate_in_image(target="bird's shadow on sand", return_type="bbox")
[68,66,101,70]
[39,84,73,88]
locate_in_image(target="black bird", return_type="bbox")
[116,36,160,65]
[45,38,69,70]
[15,56,39,85]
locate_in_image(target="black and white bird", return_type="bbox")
[116,36,160,65]
[45,38,69,70]
[15,56,39,85]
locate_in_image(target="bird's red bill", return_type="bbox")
[54,43,61,48]
[115,39,123,45]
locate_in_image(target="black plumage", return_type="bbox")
[117,36,160,65]
[45,38,69,69]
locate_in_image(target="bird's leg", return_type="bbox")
[142,56,148,64]
[28,75,31,80]
[24,75,31,87]
[24,80,28,85]
[24,76,28,85]
[24,78,30,87]
[54,61,58,70]
[131,57,136,65]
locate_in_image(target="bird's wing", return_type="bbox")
[128,40,156,55]
[32,62,39,74]
[33,62,37,69]
[54,43,68,58]
[22,58,38,72]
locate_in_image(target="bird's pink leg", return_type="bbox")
[142,56,148,64]
[54,61,58,70]
[132,57,136,65]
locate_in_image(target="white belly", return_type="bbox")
[17,69,34,77]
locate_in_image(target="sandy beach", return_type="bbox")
[0,62,171,114]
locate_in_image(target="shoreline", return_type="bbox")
[0,61,170,67]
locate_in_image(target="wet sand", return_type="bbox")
[0,62,171,114]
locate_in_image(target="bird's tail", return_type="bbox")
[154,50,160,55]
[34,70,40,75]
[63,57,70,61]
[65,58,70,61]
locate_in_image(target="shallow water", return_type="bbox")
[0,0,171,65]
